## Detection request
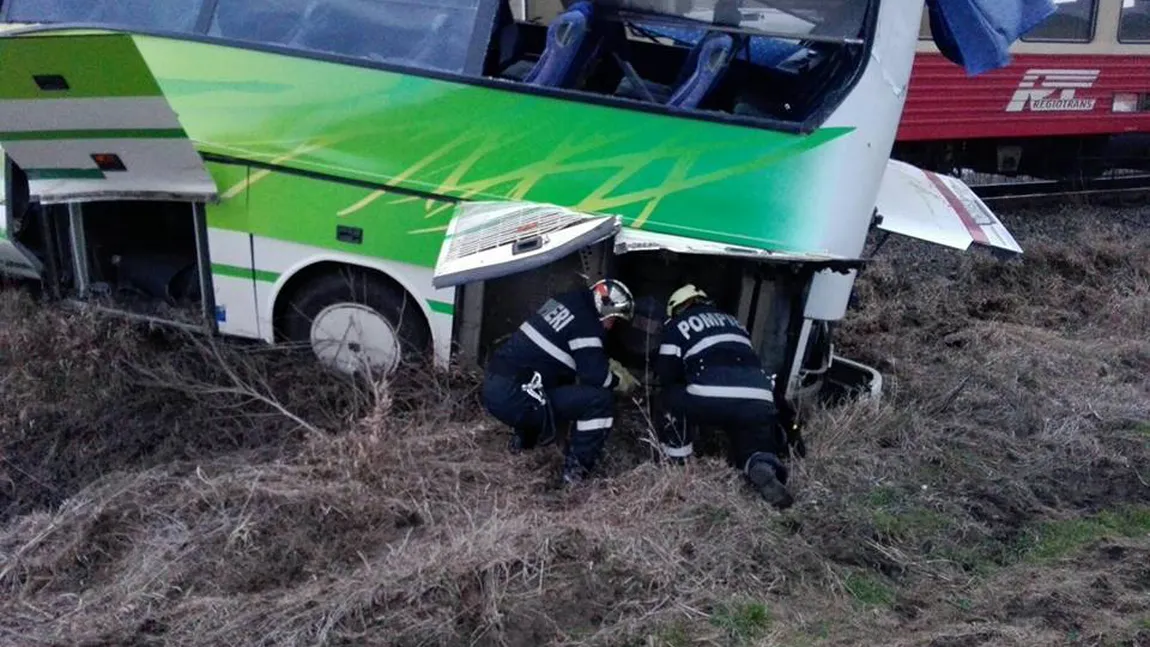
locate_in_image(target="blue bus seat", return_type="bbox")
[666,31,735,109]
[614,30,735,110]
[522,1,599,88]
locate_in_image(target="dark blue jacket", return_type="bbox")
[488,289,620,391]
[655,301,775,403]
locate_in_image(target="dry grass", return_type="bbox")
[1,201,1148,647]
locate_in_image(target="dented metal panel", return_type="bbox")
[432,200,621,289]
[875,159,1023,255]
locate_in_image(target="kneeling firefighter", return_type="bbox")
[654,284,794,509]
[481,278,639,484]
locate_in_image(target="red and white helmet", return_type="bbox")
[590,278,634,323]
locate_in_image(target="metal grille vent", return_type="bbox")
[445,202,595,261]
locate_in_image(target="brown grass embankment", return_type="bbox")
[0,202,1147,646]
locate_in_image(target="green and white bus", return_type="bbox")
[0,0,1024,407]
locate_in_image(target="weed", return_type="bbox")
[710,599,772,644]
[1016,506,1150,562]
[871,507,952,542]
[843,572,895,608]
[653,622,692,647]
[865,486,899,507]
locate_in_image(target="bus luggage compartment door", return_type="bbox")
[431,200,621,289]
[0,32,218,205]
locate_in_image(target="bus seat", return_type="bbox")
[666,31,735,109]
[521,1,598,88]
[613,30,734,110]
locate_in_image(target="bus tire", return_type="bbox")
[279,268,430,376]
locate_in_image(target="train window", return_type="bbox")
[1119,0,1150,43]
[1020,0,1097,43]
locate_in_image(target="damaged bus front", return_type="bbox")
[0,0,1043,414]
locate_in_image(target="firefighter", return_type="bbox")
[654,284,794,509]
[481,278,638,485]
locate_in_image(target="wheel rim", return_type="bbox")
[309,303,400,376]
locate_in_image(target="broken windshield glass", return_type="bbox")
[594,0,871,43]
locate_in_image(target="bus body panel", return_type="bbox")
[0,33,218,203]
[875,159,1023,255]
[202,161,259,338]
[249,234,457,367]
[793,0,925,322]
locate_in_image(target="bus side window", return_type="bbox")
[6,0,203,32]
[208,0,308,47]
[208,0,482,75]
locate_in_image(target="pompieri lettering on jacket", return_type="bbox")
[676,311,745,340]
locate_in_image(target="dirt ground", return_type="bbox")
[0,198,1148,647]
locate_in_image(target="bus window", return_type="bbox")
[1119,0,1150,43]
[5,0,204,32]
[1020,0,1096,43]
[208,0,483,74]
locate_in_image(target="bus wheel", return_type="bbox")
[279,269,430,377]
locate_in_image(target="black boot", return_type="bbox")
[560,453,587,486]
[508,428,530,454]
[508,424,558,453]
[508,425,539,454]
[745,453,794,509]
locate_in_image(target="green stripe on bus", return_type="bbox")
[253,269,279,283]
[0,34,163,100]
[0,128,186,141]
[427,299,454,315]
[210,263,250,280]
[24,168,105,180]
[211,263,280,283]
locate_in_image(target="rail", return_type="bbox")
[961,170,1150,207]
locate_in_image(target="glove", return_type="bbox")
[609,359,639,395]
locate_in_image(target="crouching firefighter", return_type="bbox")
[654,284,794,509]
[481,279,637,485]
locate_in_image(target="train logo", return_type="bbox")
[1005,69,1100,113]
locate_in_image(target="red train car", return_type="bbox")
[893,0,1150,180]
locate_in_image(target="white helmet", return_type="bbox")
[590,278,634,322]
[667,283,707,317]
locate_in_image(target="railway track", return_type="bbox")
[965,170,1150,208]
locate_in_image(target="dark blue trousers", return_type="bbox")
[657,385,784,472]
[482,372,615,474]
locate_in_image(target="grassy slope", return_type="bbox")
[0,201,1148,647]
